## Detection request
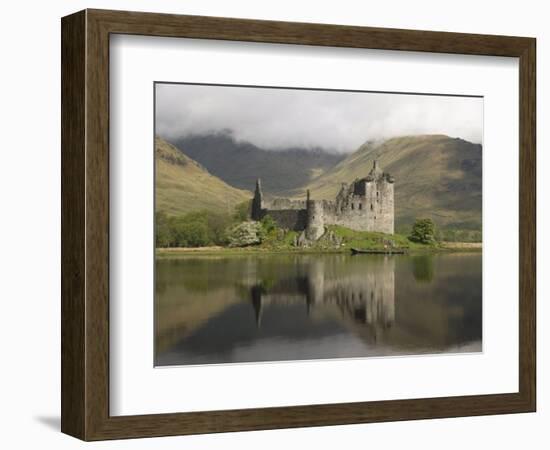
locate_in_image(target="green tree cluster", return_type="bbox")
[408,218,437,244]
[232,200,251,222]
[155,210,231,247]
[436,228,482,243]
[156,200,253,248]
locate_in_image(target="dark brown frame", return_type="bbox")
[61,9,536,441]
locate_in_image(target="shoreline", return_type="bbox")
[440,241,482,250]
[156,242,482,257]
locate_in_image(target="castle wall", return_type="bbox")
[266,209,308,231]
[265,198,306,210]
[315,180,393,234]
[252,161,394,238]
[322,196,370,231]
[259,182,393,235]
[256,198,307,231]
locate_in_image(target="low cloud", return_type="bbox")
[156,83,483,153]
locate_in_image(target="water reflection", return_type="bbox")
[411,255,435,283]
[155,253,481,366]
[249,257,395,342]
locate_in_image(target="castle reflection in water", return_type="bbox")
[250,257,395,341]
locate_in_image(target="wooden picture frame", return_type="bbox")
[61,9,536,441]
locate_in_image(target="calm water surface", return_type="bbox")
[155,253,481,366]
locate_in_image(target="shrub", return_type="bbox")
[260,215,277,233]
[227,221,262,247]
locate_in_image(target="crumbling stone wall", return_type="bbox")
[251,161,394,238]
[266,209,308,231]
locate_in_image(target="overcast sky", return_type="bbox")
[156,83,483,153]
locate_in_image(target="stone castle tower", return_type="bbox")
[252,160,394,239]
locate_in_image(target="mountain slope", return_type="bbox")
[155,137,251,215]
[172,132,345,195]
[291,135,482,230]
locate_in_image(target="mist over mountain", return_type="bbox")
[171,132,345,195]
[156,83,483,151]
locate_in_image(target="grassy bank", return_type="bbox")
[156,225,481,257]
[326,226,434,251]
[155,207,483,258]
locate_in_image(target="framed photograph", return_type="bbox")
[61,9,536,440]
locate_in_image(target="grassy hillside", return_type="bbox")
[289,135,482,230]
[172,132,345,194]
[155,137,251,215]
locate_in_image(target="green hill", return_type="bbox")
[289,135,482,231]
[155,137,252,215]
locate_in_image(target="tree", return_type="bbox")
[205,211,232,245]
[170,212,211,247]
[172,215,210,247]
[409,218,436,244]
[233,200,251,222]
[155,211,173,247]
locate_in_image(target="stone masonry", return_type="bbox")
[251,160,394,240]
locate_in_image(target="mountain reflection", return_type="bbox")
[155,253,482,366]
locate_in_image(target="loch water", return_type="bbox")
[155,253,482,366]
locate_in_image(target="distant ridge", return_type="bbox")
[155,137,251,216]
[172,132,345,195]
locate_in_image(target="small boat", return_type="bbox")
[350,247,406,255]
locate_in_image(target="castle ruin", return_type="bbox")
[251,160,394,239]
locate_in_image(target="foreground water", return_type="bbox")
[155,253,481,366]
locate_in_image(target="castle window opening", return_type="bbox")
[351,203,354,210]
[358,203,362,210]
[370,203,373,211]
